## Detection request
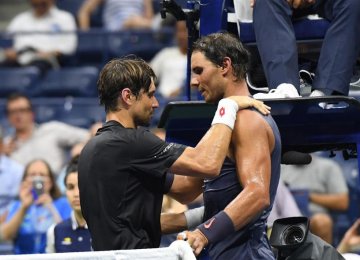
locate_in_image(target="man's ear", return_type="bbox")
[120,88,134,106]
[221,57,231,76]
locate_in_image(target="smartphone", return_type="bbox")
[32,176,45,199]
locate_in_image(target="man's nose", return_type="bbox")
[191,77,199,88]
[152,96,159,108]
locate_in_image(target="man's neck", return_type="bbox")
[16,124,35,141]
[74,210,87,227]
[106,110,136,128]
[224,80,250,98]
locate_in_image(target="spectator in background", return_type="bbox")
[281,154,349,244]
[0,126,24,218]
[56,121,103,194]
[3,93,89,176]
[252,0,360,99]
[46,156,91,253]
[337,219,360,256]
[0,126,24,254]
[78,0,154,31]
[1,159,71,254]
[267,179,302,228]
[150,20,188,99]
[0,0,77,74]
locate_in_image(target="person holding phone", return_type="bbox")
[1,159,71,254]
[46,155,92,253]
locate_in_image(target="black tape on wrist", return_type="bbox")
[197,211,235,244]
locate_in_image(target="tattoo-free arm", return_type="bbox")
[161,212,187,234]
[224,110,273,230]
[168,175,203,205]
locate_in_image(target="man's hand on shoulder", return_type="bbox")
[227,96,271,115]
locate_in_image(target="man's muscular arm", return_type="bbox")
[223,110,273,229]
[181,110,274,255]
[168,175,203,205]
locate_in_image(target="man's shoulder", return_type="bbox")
[38,120,63,129]
[236,109,270,128]
[158,47,181,56]
[39,121,86,132]
[11,11,32,22]
[312,156,343,174]
[7,11,32,30]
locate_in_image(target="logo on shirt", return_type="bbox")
[219,107,225,117]
[157,143,175,158]
[204,217,216,229]
[61,237,72,245]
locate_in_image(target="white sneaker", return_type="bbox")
[350,75,360,88]
[310,89,335,109]
[253,83,301,99]
[309,89,325,97]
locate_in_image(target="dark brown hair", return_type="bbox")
[97,57,156,113]
[192,32,250,81]
[6,93,33,113]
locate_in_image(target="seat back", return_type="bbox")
[107,29,174,61]
[0,67,41,96]
[32,97,104,128]
[33,66,99,97]
[75,30,109,66]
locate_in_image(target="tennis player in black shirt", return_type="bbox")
[78,57,270,251]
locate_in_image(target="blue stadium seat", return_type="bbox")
[107,29,174,61]
[75,30,109,66]
[0,67,41,97]
[33,67,99,97]
[32,97,104,128]
[57,98,105,128]
[0,33,13,48]
[56,0,85,16]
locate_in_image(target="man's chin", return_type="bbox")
[136,120,151,127]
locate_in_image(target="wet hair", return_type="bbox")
[6,92,33,112]
[97,56,156,113]
[64,155,79,186]
[192,32,250,81]
[22,159,62,199]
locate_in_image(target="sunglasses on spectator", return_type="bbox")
[6,107,32,115]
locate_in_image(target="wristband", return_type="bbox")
[184,206,205,230]
[197,211,235,244]
[211,98,239,130]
